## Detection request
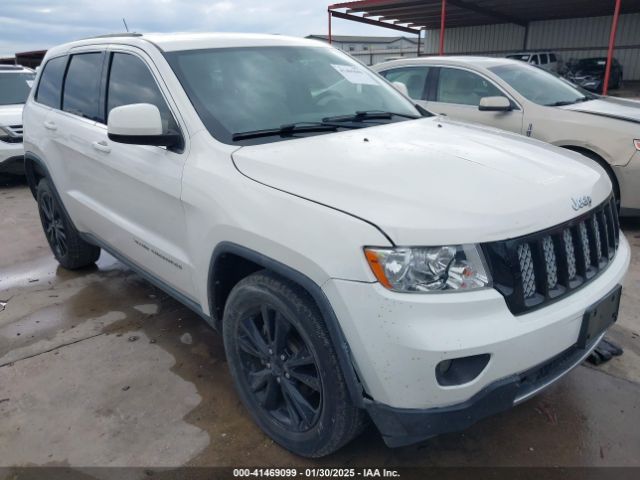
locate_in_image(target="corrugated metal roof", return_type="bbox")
[307,34,418,43]
[329,0,640,29]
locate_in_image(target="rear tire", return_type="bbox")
[222,271,366,457]
[36,178,101,269]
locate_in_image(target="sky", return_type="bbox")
[0,0,402,57]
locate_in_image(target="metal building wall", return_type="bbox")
[422,13,640,80]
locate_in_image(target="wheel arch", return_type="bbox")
[561,145,621,200]
[24,152,49,198]
[207,241,366,407]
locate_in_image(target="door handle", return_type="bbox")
[92,140,111,153]
[43,120,57,131]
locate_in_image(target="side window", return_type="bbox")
[549,53,557,63]
[540,54,549,65]
[380,67,429,99]
[436,68,505,106]
[530,55,540,65]
[35,56,67,108]
[62,52,104,122]
[106,53,178,134]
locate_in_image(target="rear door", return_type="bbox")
[82,46,195,297]
[425,66,524,134]
[41,48,110,231]
[379,66,430,108]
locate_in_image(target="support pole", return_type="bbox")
[603,0,621,95]
[439,0,447,55]
[328,10,333,45]
[417,29,421,57]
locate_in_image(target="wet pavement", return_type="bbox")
[1,179,639,469]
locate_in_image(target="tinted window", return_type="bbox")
[165,46,419,145]
[540,54,549,64]
[436,68,504,106]
[531,55,539,65]
[62,53,104,121]
[549,53,557,62]
[0,72,36,106]
[381,67,429,99]
[36,56,67,108]
[107,53,178,133]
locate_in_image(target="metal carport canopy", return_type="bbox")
[327,0,640,93]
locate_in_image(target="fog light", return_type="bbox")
[436,354,491,386]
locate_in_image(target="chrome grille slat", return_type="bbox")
[562,229,577,280]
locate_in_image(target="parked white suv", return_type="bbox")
[0,65,35,175]
[23,33,630,457]
[507,51,561,72]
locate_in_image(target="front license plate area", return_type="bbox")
[577,285,622,349]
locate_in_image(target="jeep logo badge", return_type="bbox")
[571,195,592,211]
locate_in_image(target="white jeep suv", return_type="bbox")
[22,33,630,457]
[0,65,35,175]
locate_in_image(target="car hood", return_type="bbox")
[232,118,610,245]
[572,68,604,78]
[0,104,24,127]
[561,97,640,123]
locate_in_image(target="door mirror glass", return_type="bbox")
[392,81,409,97]
[107,103,180,146]
[478,96,512,111]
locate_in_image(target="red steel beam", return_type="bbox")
[603,0,621,95]
[439,0,447,55]
[329,10,422,34]
[328,8,333,44]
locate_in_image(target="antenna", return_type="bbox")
[122,18,130,32]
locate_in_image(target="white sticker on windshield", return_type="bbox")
[26,80,34,88]
[331,64,378,85]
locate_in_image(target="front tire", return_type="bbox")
[36,178,101,269]
[222,271,366,457]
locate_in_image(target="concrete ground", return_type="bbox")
[0,178,639,471]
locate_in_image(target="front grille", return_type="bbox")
[0,124,23,143]
[483,196,620,315]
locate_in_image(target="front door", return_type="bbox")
[426,67,524,135]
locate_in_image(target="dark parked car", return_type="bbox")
[565,57,623,93]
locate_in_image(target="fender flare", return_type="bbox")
[208,241,366,407]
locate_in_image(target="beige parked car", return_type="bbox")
[373,57,640,216]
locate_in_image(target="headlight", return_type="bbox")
[634,139,640,151]
[364,245,491,293]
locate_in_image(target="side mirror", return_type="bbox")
[478,96,512,112]
[107,103,181,147]
[392,81,410,97]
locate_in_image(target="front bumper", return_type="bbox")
[365,328,605,447]
[616,151,640,216]
[323,234,630,444]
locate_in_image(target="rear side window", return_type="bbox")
[106,53,178,133]
[540,54,549,65]
[36,56,67,108]
[62,52,104,122]
[549,53,557,62]
[380,67,429,99]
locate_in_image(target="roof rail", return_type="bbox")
[0,65,26,71]
[84,32,143,39]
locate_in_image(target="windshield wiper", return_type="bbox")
[232,122,338,141]
[546,96,590,107]
[322,110,421,123]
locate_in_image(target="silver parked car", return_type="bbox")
[373,56,640,216]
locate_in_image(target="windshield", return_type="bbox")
[165,46,420,144]
[490,63,591,106]
[0,72,35,105]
